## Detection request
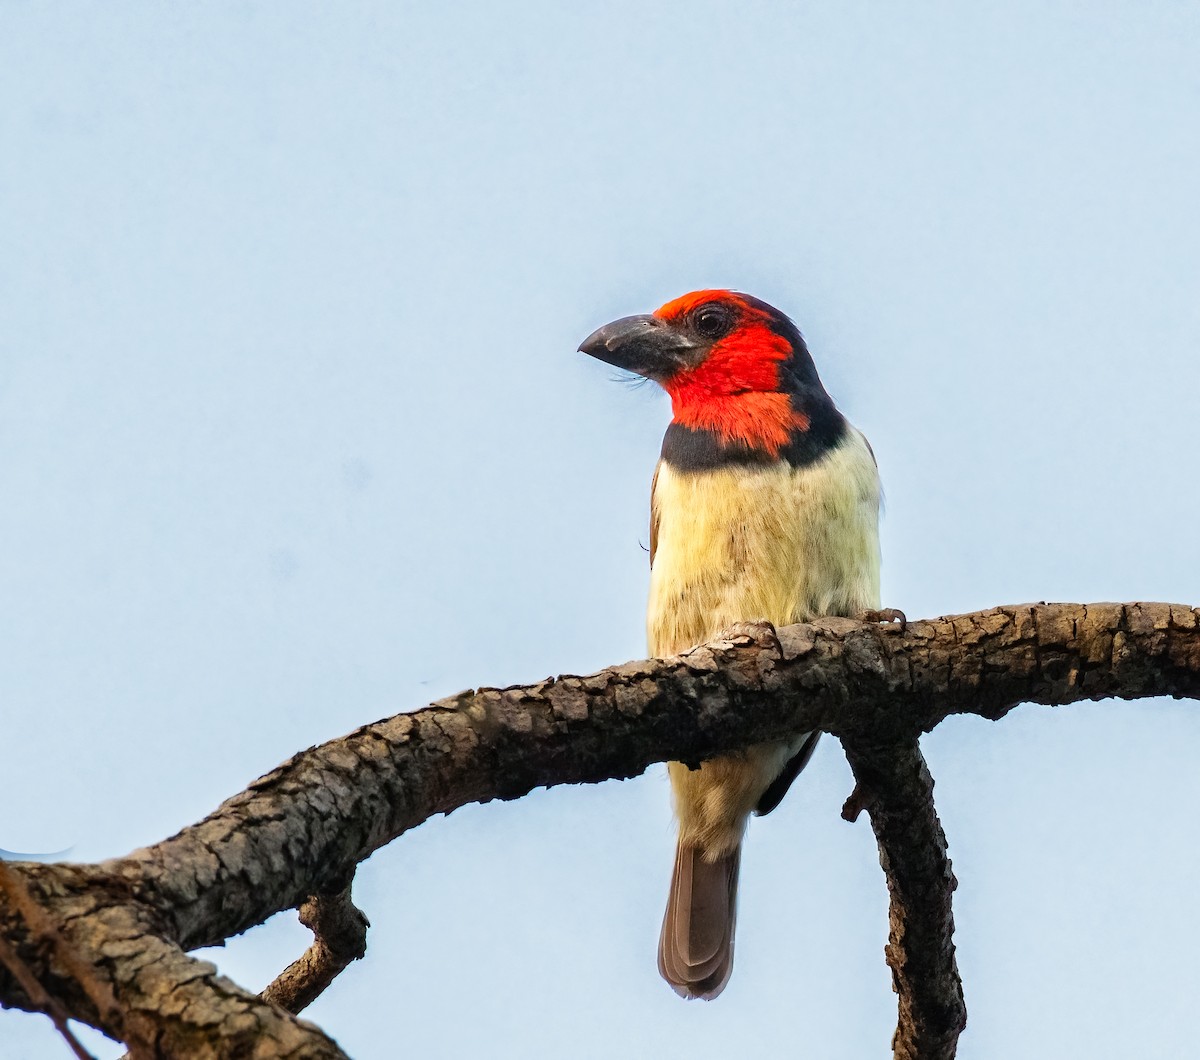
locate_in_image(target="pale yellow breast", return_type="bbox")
[647,428,881,657]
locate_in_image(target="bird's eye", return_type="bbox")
[693,304,732,339]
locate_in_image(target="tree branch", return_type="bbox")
[842,739,965,1060]
[0,864,101,1060]
[1,602,1197,1057]
[261,883,369,1015]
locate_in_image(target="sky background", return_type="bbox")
[2,3,1199,1057]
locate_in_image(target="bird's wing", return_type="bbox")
[754,731,821,816]
[649,461,661,568]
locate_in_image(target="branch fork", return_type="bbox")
[2,602,1198,1057]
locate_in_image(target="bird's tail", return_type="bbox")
[657,840,740,999]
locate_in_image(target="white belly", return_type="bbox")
[647,427,882,657]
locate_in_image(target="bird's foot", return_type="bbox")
[859,607,907,632]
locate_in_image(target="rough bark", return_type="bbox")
[1,602,1197,1058]
[842,740,964,1060]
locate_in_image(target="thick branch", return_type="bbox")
[1,602,1197,1056]
[131,604,1200,953]
[0,864,103,1060]
[0,865,348,1058]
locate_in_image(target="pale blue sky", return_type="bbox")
[2,3,1198,1057]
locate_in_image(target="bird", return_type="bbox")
[579,289,881,1000]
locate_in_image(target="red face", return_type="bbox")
[580,290,810,457]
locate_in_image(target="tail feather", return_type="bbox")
[658,842,740,999]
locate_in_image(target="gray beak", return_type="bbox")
[578,314,701,380]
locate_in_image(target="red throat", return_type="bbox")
[654,291,810,457]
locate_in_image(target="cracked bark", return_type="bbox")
[842,740,964,1060]
[1,602,1198,1058]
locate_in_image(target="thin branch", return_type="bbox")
[262,883,369,1015]
[842,739,966,1060]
